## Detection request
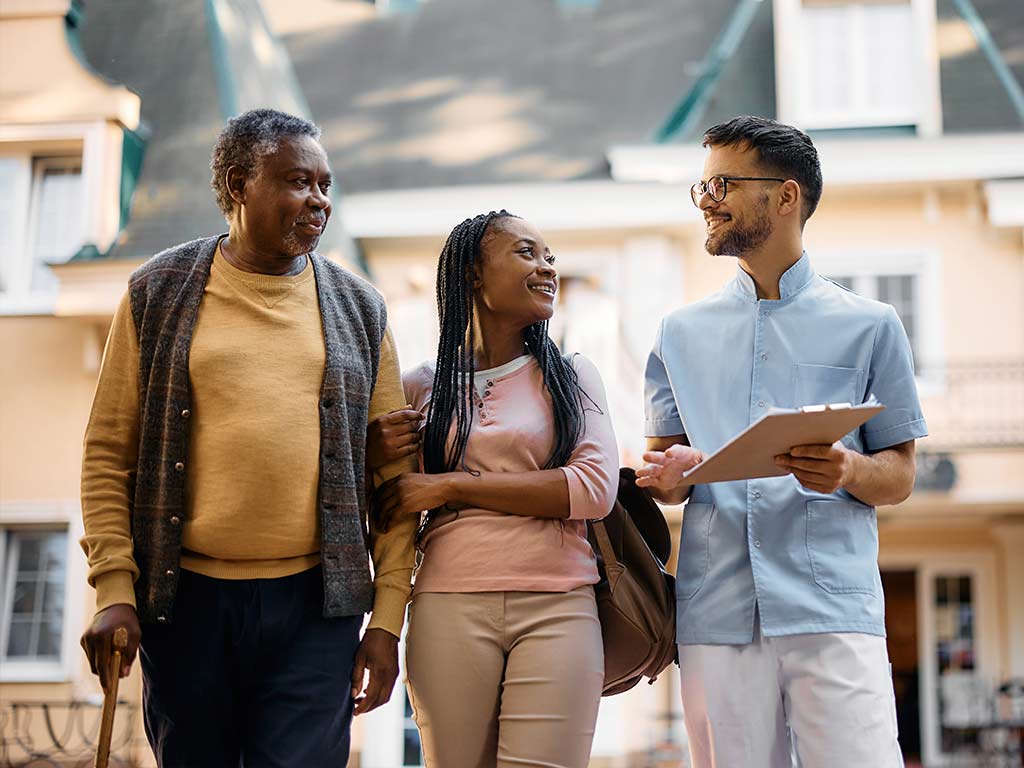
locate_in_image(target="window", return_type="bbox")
[0,156,31,296]
[798,1,917,128]
[0,529,68,664]
[934,575,986,754]
[0,154,85,308]
[816,249,941,380]
[29,157,86,293]
[827,273,919,364]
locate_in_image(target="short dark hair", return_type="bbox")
[209,108,321,217]
[702,116,823,223]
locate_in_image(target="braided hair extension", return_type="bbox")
[422,211,589,480]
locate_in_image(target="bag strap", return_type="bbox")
[590,519,624,591]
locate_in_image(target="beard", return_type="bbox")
[705,196,773,256]
[281,227,321,257]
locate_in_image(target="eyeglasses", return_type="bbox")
[690,175,786,208]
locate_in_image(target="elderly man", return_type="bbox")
[79,109,417,766]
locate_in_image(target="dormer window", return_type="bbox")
[775,0,941,134]
[0,154,86,309]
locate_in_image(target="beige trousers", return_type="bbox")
[405,587,604,768]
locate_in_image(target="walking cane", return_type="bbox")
[95,626,128,768]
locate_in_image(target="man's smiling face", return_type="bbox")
[698,143,776,257]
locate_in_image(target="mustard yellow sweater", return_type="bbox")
[81,248,416,636]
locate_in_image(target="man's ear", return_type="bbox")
[778,179,802,219]
[226,165,248,208]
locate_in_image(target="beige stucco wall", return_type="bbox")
[1,177,1020,764]
[0,317,102,500]
[0,1,138,129]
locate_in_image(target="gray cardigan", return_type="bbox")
[126,235,385,623]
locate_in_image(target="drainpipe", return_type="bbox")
[653,0,768,143]
[951,0,1024,124]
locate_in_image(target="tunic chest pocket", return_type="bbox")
[791,364,861,408]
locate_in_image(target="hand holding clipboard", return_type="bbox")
[680,400,885,485]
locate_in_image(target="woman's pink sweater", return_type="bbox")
[404,354,618,594]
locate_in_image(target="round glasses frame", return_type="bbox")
[690,175,786,208]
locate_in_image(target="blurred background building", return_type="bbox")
[1,0,1022,765]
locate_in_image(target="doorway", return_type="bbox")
[883,569,922,765]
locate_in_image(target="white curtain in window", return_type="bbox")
[801,1,916,127]
[31,159,85,292]
[863,3,916,115]
[0,157,31,295]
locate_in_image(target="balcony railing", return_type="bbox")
[1,699,140,768]
[919,360,1024,451]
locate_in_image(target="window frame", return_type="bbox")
[25,154,87,291]
[813,248,944,395]
[0,120,124,316]
[0,151,86,315]
[773,0,943,136]
[798,1,919,130]
[0,502,85,683]
[0,154,34,302]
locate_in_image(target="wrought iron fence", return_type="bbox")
[918,360,1024,451]
[0,700,139,768]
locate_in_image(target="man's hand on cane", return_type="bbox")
[81,604,142,692]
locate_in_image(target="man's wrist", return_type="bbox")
[839,445,864,490]
[363,625,399,641]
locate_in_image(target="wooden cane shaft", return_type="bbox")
[95,627,128,768]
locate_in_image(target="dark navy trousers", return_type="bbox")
[139,566,361,768]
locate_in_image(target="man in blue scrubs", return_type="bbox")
[638,116,927,767]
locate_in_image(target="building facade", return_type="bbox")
[2,0,1022,766]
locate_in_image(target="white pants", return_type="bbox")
[679,616,903,768]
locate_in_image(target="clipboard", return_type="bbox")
[680,401,886,485]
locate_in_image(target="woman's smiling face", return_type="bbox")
[474,216,558,327]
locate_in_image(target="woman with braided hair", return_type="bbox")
[370,210,617,767]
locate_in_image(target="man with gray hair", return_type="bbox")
[79,108,417,766]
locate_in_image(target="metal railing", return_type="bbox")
[0,700,140,768]
[918,360,1024,451]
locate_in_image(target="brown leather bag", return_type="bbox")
[587,467,678,696]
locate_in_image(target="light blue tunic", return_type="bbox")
[644,254,928,644]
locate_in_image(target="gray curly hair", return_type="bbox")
[209,108,322,218]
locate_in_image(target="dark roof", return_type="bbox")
[279,0,745,193]
[71,0,1023,256]
[938,0,1024,133]
[77,0,228,259]
[279,0,1022,194]
[669,0,776,142]
[75,0,353,260]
